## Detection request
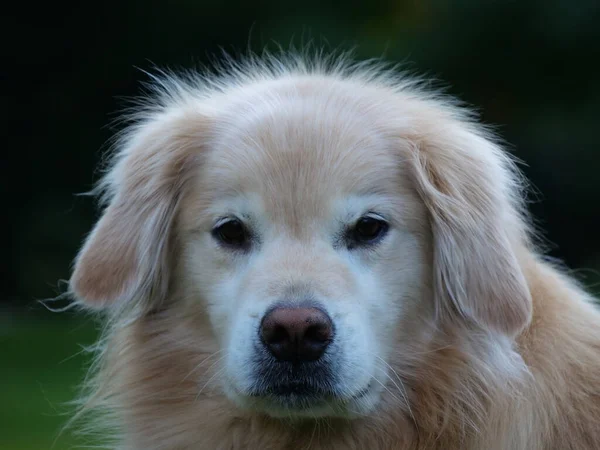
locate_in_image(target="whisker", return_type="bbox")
[374,356,416,423]
[195,366,226,402]
[350,363,404,411]
[181,349,225,383]
[305,414,319,450]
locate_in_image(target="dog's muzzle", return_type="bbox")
[250,304,338,407]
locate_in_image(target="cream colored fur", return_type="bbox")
[69,53,600,449]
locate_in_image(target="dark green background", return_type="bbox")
[3,1,600,448]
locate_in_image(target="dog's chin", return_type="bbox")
[224,381,381,419]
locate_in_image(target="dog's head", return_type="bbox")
[70,61,532,419]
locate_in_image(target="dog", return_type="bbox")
[69,53,600,449]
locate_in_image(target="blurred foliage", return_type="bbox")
[2,0,600,447]
[0,315,98,449]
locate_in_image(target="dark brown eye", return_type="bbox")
[349,215,389,247]
[212,219,249,248]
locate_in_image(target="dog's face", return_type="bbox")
[70,70,532,420]
[177,82,430,416]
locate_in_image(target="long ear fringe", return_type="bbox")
[408,122,533,336]
[69,101,206,310]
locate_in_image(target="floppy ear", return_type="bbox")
[70,108,204,308]
[409,118,532,336]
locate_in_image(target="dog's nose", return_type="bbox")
[260,306,333,362]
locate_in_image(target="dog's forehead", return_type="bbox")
[197,80,408,223]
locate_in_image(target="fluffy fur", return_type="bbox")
[69,53,600,449]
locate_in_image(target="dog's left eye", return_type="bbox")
[348,215,389,248]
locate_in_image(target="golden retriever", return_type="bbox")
[69,53,600,449]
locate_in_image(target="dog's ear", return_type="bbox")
[70,108,205,309]
[409,117,532,336]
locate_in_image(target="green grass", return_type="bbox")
[0,312,99,450]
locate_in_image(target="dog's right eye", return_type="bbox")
[212,219,250,249]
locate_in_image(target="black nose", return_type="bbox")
[260,306,334,362]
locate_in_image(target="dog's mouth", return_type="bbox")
[248,380,373,410]
[229,342,378,417]
[261,381,328,398]
[249,381,330,408]
[252,381,328,403]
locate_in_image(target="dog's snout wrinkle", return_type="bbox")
[260,306,333,362]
